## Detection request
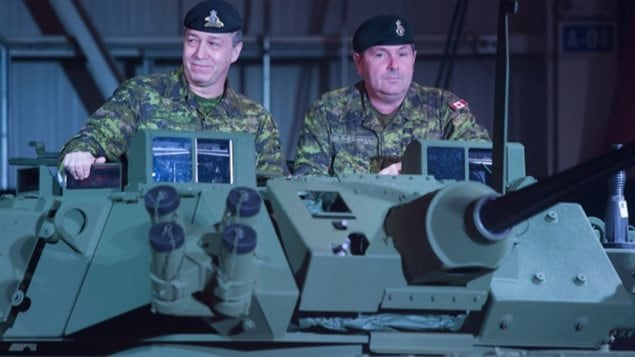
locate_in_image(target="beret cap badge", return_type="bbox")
[395,20,405,37]
[204,9,225,28]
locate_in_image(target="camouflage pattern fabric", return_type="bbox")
[60,66,289,176]
[294,81,490,176]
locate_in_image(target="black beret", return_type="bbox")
[183,0,242,33]
[353,15,414,53]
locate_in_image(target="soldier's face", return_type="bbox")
[354,45,415,102]
[182,29,242,96]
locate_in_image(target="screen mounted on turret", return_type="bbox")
[151,137,233,184]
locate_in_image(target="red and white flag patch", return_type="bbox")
[449,99,468,111]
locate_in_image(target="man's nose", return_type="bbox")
[193,43,206,58]
[387,55,398,70]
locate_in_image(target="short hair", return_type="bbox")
[232,30,243,47]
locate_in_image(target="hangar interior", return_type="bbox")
[0,0,633,218]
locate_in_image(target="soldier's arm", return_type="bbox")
[293,105,333,176]
[60,80,141,163]
[440,93,491,141]
[254,112,290,177]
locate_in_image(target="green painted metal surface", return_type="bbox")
[0,129,633,355]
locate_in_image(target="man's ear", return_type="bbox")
[231,42,243,63]
[353,52,363,75]
[353,52,361,64]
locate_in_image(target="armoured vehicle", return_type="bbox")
[0,128,634,356]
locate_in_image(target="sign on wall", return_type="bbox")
[559,21,616,55]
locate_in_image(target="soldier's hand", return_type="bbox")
[62,151,106,180]
[378,162,402,175]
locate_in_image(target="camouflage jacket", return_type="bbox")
[294,81,490,176]
[60,66,289,176]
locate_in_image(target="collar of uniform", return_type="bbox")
[402,81,426,112]
[166,66,190,99]
[215,85,242,117]
[353,81,416,129]
[167,66,241,117]
[337,82,365,122]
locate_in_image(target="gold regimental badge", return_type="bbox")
[204,9,225,28]
[395,20,405,37]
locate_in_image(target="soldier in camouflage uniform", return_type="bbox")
[294,15,489,176]
[61,0,288,180]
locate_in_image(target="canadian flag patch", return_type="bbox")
[449,99,468,111]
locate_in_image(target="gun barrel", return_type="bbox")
[479,142,635,234]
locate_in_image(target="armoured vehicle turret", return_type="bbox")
[1,128,634,355]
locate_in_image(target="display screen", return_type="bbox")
[197,138,232,184]
[151,136,233,184]
[426,146,493,184]
[152,137,192,183]
[467,148,493,185]
[427,146,465,181]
